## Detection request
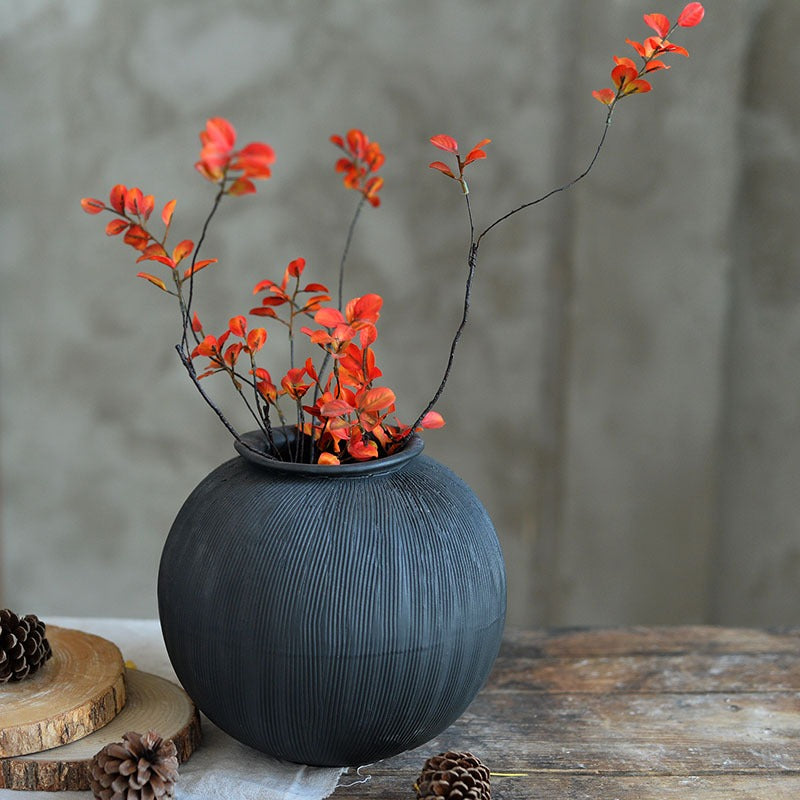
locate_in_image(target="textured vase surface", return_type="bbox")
[158,428,506,766]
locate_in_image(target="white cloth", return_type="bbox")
[1,618,344,800]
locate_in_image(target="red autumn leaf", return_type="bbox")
[320,398,356,418]
[644,59,670,73]
[287,257,306,277]
[429,161,456,179]
[183,259,217,279]
[162,199,177,227]
[657,39,690,57]
[329,134,344,148]
[204,117,237,152]
[347,293,382,324]
[315,307,346,328]
[109,184,127,214]
[359,387,395,413]
[464,138,491,166]
[124,224,150,250]
[136,272,167,291]
[430,134,459,154]
[191,334,220,359]
[228,177,257,196]
[105,218,129,236]
[81,197,105,214]
[246,327,267,352]
[302,282,329,293]
[223,342,243,366]
[125,187,144,216]
[678,2,704,27]
[317,452,341,466]
[191,312,203,333]
[249,306,278,318]
[172,239,194,265]
[643,12,670,38]
[626,38,646,58]
[419,411,446,429]
[347,436,378,461]
[137,242,168,261]
[229,315,247,337]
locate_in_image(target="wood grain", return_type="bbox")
[332,626,800,799]
[0,668,201,791]
[0,626,125,757]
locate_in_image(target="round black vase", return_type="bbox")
[157,428,506,766]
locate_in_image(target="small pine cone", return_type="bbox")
[89,730,179,800]
[0,608,53,683]
[414,751,491,800]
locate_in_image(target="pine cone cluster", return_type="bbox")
[414,751,491,800]
[89,730,179,800]
[0,608,52,683]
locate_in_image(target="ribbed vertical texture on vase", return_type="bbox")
[158,443,506,766]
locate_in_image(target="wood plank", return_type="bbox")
[339,771,800,800]
[491,652,800,694]
[332,627,800,799]
[499,626,800,658]
[0,626,125,757]
[0,668,201,791]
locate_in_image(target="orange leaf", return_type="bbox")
[105,218,129,236]
[191,312,203,333]
[592,88,616,105]
[123,224,150,250]
[347,437,378,461]
[182,258,217,279]
[287,257,306,278]
[246,328,267,352]
[320,398,356,418]
[228,177,256,196]
[162,199,177,227]
[678,2,704,27]
[125,187,144,216]
[229,315,247,338]
[109,184,127,214]
[419,411,446,429]
[315,307,346,328]
[172,239,194,265]
[204,117,237,152]
[429,161,456,179]
[136,272,167,291]
[317,452,341,466]
[359,387,395,413]
[81,197,105,214]
[430,134,459,153]
[249,307,277,318]
[643,12,670,38]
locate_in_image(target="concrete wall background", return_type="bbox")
[2,0,798,626]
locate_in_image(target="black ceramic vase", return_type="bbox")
[157,427,506,767]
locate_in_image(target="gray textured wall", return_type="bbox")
[2,0,798,626]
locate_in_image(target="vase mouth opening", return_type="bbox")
[234,427,424,476]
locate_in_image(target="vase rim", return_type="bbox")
[234,427,425,476]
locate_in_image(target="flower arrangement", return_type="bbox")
[81,4,704,466]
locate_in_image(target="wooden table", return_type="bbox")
[333,626,800,799]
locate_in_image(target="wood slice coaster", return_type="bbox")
[0,626,126,758]
[0,668,201,791]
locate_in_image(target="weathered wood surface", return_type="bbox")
[333,626,800,799]
[0,627,125,757]
[0,668,201,791]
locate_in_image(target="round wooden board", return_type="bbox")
[0,626,126,757]
[0,668,201,791]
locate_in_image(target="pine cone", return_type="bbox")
[0,608,52,683]
[414,751,491,800]
[89,730,179,800]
